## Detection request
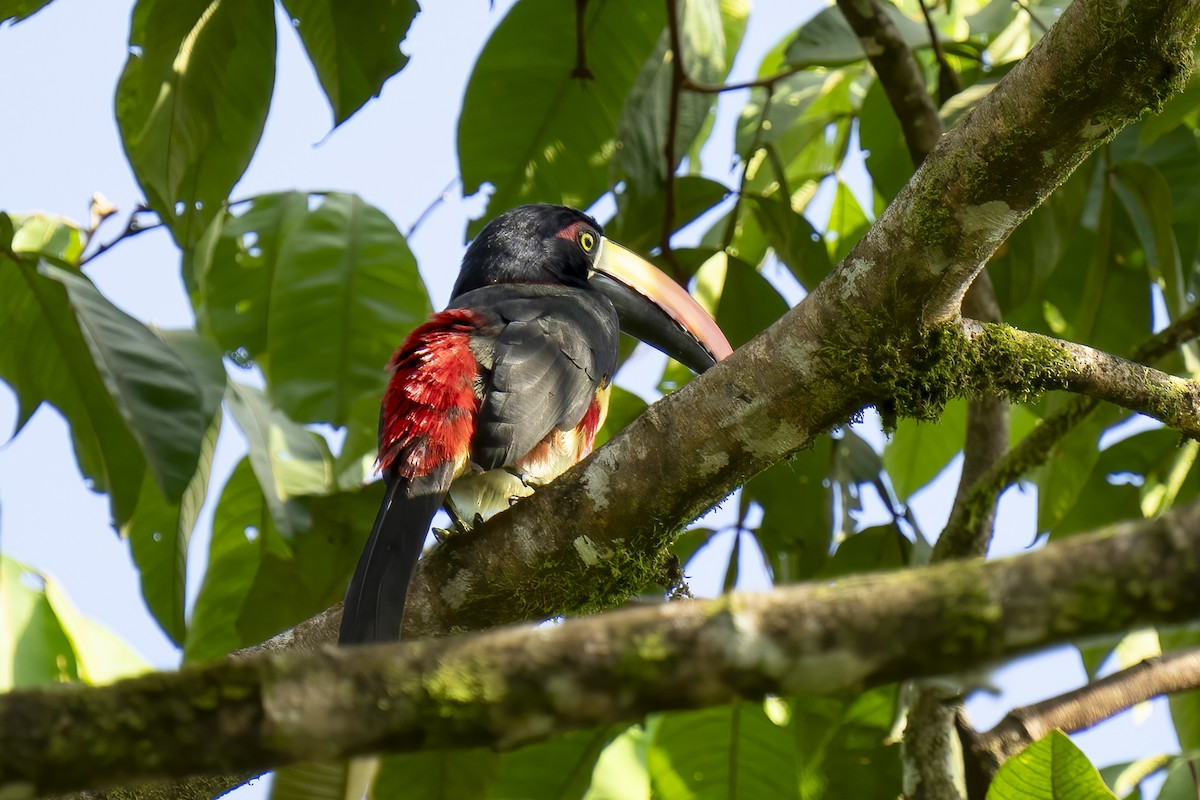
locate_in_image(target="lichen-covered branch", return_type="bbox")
[7,502,1200,797]
[960,648,1200,797]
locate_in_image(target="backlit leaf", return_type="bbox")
[116,0,276,247]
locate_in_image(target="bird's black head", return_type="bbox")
[452,204,602,297]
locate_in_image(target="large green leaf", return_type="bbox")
[195,192,429,429]
[226,382,334,538]
[648,700,801,799]
[883,398,967,502]
[44,264,218,504]
[116,0,276,247]
[606,176,730,255]
[0,555,148,689]
[459,0,666,235]
[0,555,79,689]
[489,727,621,798]
[784,4,941,69]
[280,0,419,126]
[987,730,1116,800]
[1111,161,1186,319]
[123,330,226,644]
[373,749,500,800]
[859,79,914,206]
[185,456,378,662]
[793,687,901,799]
[0,256,145,523]
[746,194,831,290]
[612,0,746,190]
[8,212,85,265]
[744,439,833,583]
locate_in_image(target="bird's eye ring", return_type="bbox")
[579,230,596,252]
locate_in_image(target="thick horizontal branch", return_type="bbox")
[961,648,1200,796]
[7,502,1200,797]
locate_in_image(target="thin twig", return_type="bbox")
[405,177,459,239]
[680,64,807,95]
[1013,0,1049,35]
[78,205,158,267]
[572,0,594,79]
[661,0,687,280]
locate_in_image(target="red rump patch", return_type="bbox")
[378,309,482,479]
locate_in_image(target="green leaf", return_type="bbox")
[490,727,621,798]
[43,263,216,504]
[40,573,150,685]
[883,398,967,501]
[280,0,419,127]
[794,687,901,798]
[821,525,909,578]
[612,0,743,192]
[373,749,500,800]
[860,79,914,206]
[459,0,665,235]
[0,257,146,523]
[9,213,85,265]
[0,555,79,689]
[226,382,334,538]
[606,175,730,255]
[987,730,1116,800]
[1110,160,1185,319]
[116,0,276,247]
[744,440,833,583]
[0,555,148,689]
[586,724,651,799]
[185,456,378,661]
[123,330,226,644]
[648,700,801,799]
[195,192,429,428]
[0,0,55,24]
[827,182,870,264]
[745,194,832,290]
[784,5,937,69]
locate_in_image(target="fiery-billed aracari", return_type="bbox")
[339,204,732,645]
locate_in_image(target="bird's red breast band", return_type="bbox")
[379,309,483,479]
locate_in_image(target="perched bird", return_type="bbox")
[339,204,732,645]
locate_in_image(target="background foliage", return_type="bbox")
[2,0,1199,797]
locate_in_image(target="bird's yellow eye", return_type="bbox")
[579,230,596,252]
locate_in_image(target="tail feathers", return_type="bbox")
[339,463,453,645]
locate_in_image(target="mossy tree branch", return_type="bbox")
[8,502,1200,797]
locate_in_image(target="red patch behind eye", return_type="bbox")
[555,219,589,242]
[378,309,483,479]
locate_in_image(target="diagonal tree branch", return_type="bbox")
[960,648,1200,797]
[8,500,1200,798]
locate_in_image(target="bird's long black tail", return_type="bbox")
[339,462,455,645]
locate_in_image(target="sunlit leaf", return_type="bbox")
[0,555,79,689]
[987,731,1116,800]
[459,0,665,235]
[648,701,800,799]
[226,382,334,538]
[8,213,85,265]
[116,0,276,247]
[281,0,419,126]
[784,5,942,69]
